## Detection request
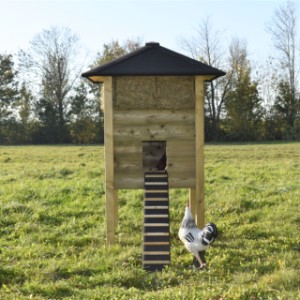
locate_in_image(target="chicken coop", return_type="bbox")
[82,42,225,271]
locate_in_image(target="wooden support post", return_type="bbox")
[103,77,118,246]
[194,76,209,228]
[189,188,196,217]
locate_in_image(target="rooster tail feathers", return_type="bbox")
[181,206,197,229]
[202,222,218,245]
[205,222,218,238]
[185,206,194,219]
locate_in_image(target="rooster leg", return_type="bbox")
[193,251,206,269]
[194,252,206,269]
[199,251,206,264]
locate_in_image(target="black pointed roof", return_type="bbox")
[82,42,225,82]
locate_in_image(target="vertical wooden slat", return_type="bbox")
[195,76,206,228]
[104,76,118,246]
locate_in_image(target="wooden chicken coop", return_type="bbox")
[82,42,225,271]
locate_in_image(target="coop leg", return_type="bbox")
[195,76,206,229]
[106,187,118,246]
[190,188,204,229]
[189,188,196,218]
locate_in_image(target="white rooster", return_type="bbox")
[178,204,218,269]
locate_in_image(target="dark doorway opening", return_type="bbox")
[143,141,167,171]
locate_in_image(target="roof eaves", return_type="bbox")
[82,42,226,80]
[156,45,225,78]
[82,45,150,78]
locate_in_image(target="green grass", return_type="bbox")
[0,143,299,299]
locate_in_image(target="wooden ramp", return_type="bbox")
[143,171,170,271]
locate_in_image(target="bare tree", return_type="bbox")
[267,0,297,94]
[225,38,264,140]
[228,38,249,84]
[19,27,83,142]
[267,0,299,134]
[181,18,230,140]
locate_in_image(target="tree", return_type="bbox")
[96,39,142,65]
[69,38,142,144]
[0,54,18,121]
[68,82,103,144]
[267,0,299,137]
[16,83,33,143]
[272,80,300,138]
[181,18,230,140]
[19,26,83,143]
[225,38,264,140]
[0,54,19,143]
[34,97,60,144]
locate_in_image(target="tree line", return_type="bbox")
[0,0,299,144]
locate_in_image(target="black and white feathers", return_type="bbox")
[178,205,218,268]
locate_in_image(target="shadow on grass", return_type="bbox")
[0,267,25,287]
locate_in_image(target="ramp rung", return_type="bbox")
[144,232,169,236]
[144,251,170,255]
[145,198,168,201]
[145,190,168,193]
[145,206,168,209]
[145,174,168,178]
[143,242,169,245]
[144,223,169,227]
[144,214,168,218]
[143,260,170,264]
[145,182,168,185]
[143,171,170,272]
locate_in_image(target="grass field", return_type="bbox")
[0,143,299,299]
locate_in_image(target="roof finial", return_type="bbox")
[145,42,160,46]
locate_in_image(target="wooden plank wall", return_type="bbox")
[114,109,196,189]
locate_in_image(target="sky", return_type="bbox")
[0,0,299,69]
